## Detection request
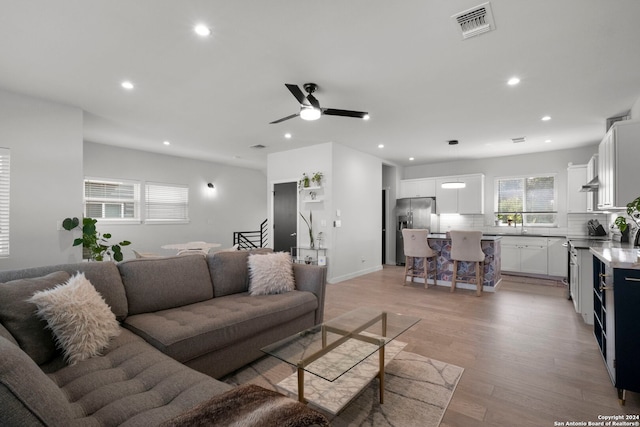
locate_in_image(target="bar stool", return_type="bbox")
[450,230,485,296]
[402,228,437,288]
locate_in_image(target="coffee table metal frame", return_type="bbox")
[261,308,419,404]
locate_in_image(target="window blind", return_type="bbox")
[145,182,189,222]
[84,178,140,221]
[495,174,557,226]
[0,148,9,257]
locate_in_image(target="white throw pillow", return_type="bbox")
[27,272,120,365]
[248,252,295,296]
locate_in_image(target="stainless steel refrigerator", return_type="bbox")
[396,197,435,265]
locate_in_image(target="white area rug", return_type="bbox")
[223,350,464,427]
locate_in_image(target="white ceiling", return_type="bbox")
[1,1,640,171]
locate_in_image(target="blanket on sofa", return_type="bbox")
[160,384,329,427]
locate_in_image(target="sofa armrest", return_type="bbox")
[292,264,327,324]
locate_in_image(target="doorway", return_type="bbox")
[273,181,298,252]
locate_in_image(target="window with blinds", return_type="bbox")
[0,148,10,257]
[84,178,140,222]
[145,182,189,223]
[495,174,557,226]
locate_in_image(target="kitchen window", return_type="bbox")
[145,182,189,223]
[84,178,141,223]
[494,174,557,226]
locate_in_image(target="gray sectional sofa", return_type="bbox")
[0,250,327,426]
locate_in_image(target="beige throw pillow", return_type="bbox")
[27,272,120,365]
[248,252,295,296]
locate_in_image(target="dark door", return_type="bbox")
[382,189,387,264]
[273,182,298,252]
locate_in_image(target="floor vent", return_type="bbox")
[512,137,526,144]
[249,144,266,149]
[452,2,496,40]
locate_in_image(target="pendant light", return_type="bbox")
[441,140,466,189]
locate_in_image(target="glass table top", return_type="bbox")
[261,307,420,382]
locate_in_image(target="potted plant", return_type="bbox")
[298,173,310,190]
[614,196,640,246]
[62,217,132,261]
[311,172,323,187]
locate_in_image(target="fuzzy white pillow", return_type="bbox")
[27,272,120,365]
[248,252,295,296]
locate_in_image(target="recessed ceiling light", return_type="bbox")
[378,144,384,148]
[163,140,171,146]
[541,115,551,121]
[363,114,370,121]
[284,133,292,139]
[545,139,552,143]
[121,81,134,90]
[194,24,211,37]
[409,157,415,161]
[507,77,520,86]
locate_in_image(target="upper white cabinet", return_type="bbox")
[435,173,484,214]
[597,121,640,209]
[398,178,436,198]
[567,164,587,213]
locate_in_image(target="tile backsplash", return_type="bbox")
[435,212,621,238]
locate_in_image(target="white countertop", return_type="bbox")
[589,247,640,269]
[428,233,501,241]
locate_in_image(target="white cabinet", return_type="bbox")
[597,120,640,209]
[567,164,587,213]
[399,178,436,198]
[500,236,548,275]
[435,174,484,214]
[547,237,568,277]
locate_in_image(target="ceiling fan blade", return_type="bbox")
[285,84,306,105]
[307,94,320,109]
[269,113,299,124]
[322,108,369,119]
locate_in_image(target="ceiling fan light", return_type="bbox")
[300,107,321,121]
[441,182,466,189]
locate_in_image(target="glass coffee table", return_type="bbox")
[261,307,420,412]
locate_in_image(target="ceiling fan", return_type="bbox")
[270,83,369,124]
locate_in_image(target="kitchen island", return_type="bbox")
[406,233,501,292]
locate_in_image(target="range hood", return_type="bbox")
[580,176,599,192]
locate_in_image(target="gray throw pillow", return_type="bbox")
[0,271,70,365]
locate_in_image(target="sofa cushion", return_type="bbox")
[118,256,214,315]
[123,291,318,363]
[41,328,233,426]
[0,262,129,321]
[0,336,74,427]
[0,271,70,365]
[207,248,273,297]
[248,251,295,296]
[28,273,121,365]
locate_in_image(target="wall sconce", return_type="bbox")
[207,182,215,189]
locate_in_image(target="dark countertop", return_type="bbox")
[569,239,635,250]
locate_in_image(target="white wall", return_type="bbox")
[267,142,383,283]
[0,89,83,270]
[403,145,599,228]
[83,142,267,258]
[331,144,382,282]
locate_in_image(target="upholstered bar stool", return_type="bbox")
[402,228,437,288]
[450,230,485,296]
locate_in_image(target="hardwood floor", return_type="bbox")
[324,266,640,426]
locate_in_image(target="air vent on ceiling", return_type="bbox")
[452,2,496,40]
[249,144,266,149]
[512,137,526,144]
